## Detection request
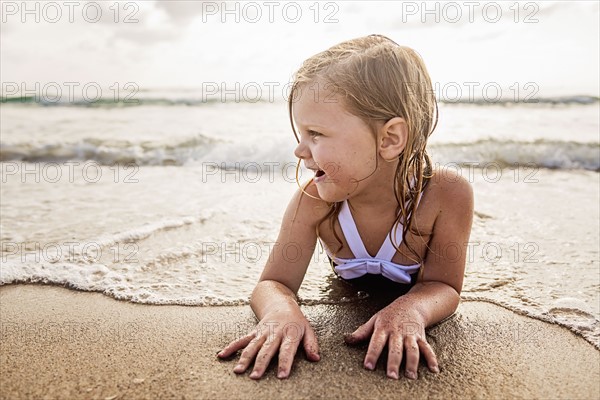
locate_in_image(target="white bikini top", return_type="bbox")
[322,198,422,284]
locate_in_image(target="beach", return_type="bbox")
[1,284,598,400]
[1,2,599,397]
[1,99,599,398]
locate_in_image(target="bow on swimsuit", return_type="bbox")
[322,199,422,284]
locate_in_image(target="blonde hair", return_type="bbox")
[289,34,438,263]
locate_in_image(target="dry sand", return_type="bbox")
[1,284,598,399]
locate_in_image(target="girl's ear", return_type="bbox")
[379,117,408,161]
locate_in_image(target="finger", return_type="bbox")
[363,330,388,370]
[233,335,265,374]
[302,324,320,362]
[345,315,376,345]
[277,336,301,379]
[418,337,440,373]
[218,332,255,358]
[249,334,282,379]
[386,334,404,379]
[403,336,420,380]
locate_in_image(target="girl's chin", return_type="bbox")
[314,185,349,204]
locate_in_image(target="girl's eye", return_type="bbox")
[308,130,322,138]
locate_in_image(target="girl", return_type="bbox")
[218,35,473,380]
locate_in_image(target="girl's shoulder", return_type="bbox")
[423,166,474,219]
[428,166,473,197]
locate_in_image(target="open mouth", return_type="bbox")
[315,169,325,178]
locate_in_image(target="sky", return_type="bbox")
[1,1,599,98]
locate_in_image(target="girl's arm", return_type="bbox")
[345,170,474,380]
[218,183,326,379]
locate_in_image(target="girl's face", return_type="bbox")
[293,83,381,203]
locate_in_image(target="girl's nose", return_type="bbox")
[294,140,310,160]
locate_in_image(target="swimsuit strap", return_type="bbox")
[338,200,403,261]
[338,178,427,262]
[338,200,373,259]
[374,223,403,262]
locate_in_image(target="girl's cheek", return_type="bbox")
[321,161,343,183]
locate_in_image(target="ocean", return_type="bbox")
[1,93,598,350]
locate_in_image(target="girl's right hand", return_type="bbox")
[217,307,320,379]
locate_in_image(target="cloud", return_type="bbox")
[154,1,205,24]
[104,1,199,45]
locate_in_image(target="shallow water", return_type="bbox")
[1,99,599,349]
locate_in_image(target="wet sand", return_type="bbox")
[1,284,598,400]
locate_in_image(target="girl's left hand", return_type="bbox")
[344,304,440,380]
